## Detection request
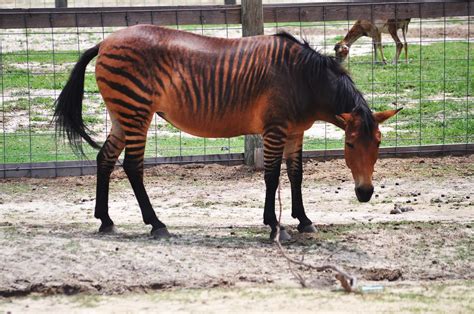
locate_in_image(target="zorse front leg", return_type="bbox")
[284,133,316,233]
[262,126,291,241]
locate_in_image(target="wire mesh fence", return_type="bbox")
[0,0,343,9]
[0,1,472,177]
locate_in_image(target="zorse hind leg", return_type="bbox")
[95,128,125,233]
[284,133,316,233]
[122,133,170,239]
[262,126,291,241]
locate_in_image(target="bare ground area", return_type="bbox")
[0,155,473,312]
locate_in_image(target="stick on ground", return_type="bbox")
[274,180,358,293]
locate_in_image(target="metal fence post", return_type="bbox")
[242,0,264,169]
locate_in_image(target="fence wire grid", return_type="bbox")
[0,1,472,177]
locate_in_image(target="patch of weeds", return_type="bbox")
[456,246,471,261]
[82,115,102,125]
[2,97,30,111]
[70,294,102,308]
[30,115,49,122]
[157,123,180,133]
[0,225,19,235]
[234,227,267,238]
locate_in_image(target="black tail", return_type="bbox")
[53,44,101,156]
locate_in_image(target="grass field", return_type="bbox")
[0,38,472,163]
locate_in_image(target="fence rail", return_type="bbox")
[1,1,471,28]
[0,1,472,178]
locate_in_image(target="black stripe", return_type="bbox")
[175,69,195,111]
[124,130,143,137]
[104,97,149,115]
[112,45,147,61]
[98,62,152,96]
[265,130,287,140]
[102,53,139,64]
[217,52,227,115]
[126,139,146,145]
[153,56,174,86]
[152,71,165,92]
[117,111,146,124]
[97,77,152,106]
[119,119,143,129]
[265,137,285,146]
[188,64,202,112]
[124,153,144,161]
[125,146,145,153]
[110,134,125,143]
[201,66,210,112]
[106,140,121,151]
[223,48,236,106]
[208,56,216,116]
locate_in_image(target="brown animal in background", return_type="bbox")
[335,18,411,64]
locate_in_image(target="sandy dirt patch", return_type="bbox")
[0,155,472,311]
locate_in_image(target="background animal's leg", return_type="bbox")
[263,125,290,241]
[389,24,403,64]
[402,24,409,63]
[375,32,387,64]
[372,37,378,63]
[122,134,170,238]
[284,133,316,233]
[95,127,125,233]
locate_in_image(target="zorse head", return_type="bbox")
[335,108,402,202]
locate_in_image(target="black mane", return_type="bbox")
[275,31,375,134]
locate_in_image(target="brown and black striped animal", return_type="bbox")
[54,25,400,240]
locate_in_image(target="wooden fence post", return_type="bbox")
[242,0,264,169]
[55,0,67,8]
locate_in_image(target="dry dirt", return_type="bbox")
[0,155,473,312]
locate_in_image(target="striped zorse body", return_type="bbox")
[54,25,399,240]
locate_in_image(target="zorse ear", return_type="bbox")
[373,108,402,124]
[334,113,352,129]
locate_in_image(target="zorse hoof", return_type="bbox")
[298,224,317,233]
[270,228,292,242]
[151,227,171,239]
[98,224,116,233]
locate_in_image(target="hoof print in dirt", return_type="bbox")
[98,224,116,234]
[298,224,317,233]
[270,228,292,242]
[151,227,172,239]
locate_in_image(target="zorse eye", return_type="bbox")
[345,142,354,148]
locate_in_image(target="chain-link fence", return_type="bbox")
[0,1,472,177]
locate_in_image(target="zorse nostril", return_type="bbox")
[355,186,374,202]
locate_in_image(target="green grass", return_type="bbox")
[347,41,474,146]
[3,96,55,111]
[1,50,80,64]
[0,41,473,164]
[0,133,245,163]
[0,50,96,91]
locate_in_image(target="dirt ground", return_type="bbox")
[0,155,473,312]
